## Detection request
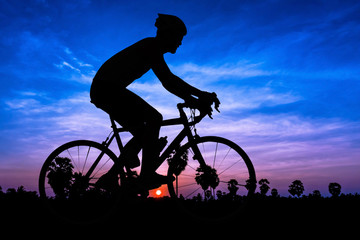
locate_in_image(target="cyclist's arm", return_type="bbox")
[152,56,203,101]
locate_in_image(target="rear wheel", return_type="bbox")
[167,136,256,220]
[39,140,121,223]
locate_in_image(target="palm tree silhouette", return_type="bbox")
[288,180,304,198]
[329,182,341,197]
[259,178,270,196]
[227,179,239,199]
[271,188,279,198]
[195,165,219,190]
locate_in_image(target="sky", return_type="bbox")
[0,0,359,197]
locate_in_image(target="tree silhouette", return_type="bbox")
[271,188,279,198]
[259,178,270,196]
[167,146,188,176]
[245,178,257,192]
[309,190,322,199]
[205,190,213,201]
[216,190,223,200]
[47,156,74,199]
[227,179,239,199]
[329,182,341,198]
[195,165,219,191]
[6,188,16,196]
[288,180,304,198]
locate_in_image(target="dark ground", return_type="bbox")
[1,191,359,237]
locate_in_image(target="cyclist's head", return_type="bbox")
[155,13,187,36]
[155,14,187,54]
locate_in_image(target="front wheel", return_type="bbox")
[167,136,256,220]
[39,140,120,223]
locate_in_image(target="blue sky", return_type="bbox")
[0,0,359,196]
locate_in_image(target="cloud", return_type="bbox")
[197,114,350,139]
[55,61,81,73]
[53,46,96,84]
[5,97,67,115]
[1,91,104,156]
[63,46,94,68]
[128,81,163,93]
[124,62,300,119]
[4,91,91,115]
[172,62,277,84]
[159,61,297,115]
[64,47,73,55]
[216,86,301,112]
[78,62,93,67]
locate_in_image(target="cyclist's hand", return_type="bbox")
[199,92,220,119]
[197,91,221,119]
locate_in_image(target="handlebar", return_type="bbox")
[161,101,218,128]
[177,102,188,109]
[178,92,220,119]
[177,102,208,124]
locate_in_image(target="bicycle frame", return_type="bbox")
[100,103,207,174]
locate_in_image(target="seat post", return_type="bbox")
[110,117,117,130]
[110,116,124,152]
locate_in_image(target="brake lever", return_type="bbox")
[211,92,221,113]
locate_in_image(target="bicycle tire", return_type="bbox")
[39,140,120,223]
[167,136,256,220]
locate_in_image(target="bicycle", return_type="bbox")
[39,102,256,222]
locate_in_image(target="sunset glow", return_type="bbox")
[155,190,162,196]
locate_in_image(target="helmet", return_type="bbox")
[155,13,187,36]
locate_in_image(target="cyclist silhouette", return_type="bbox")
[90,14,219,191]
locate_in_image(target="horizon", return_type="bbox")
[0,0,359,197]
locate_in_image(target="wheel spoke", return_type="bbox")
[185,186,202,198]
[91,156,112,179]
[218,160,241,176]
[186,163,197,171]
[178,182,198,189]
[77,145,80,173]
[67,149,79,172]
[212,142,218,168]
[217,146,231,170]
[82,146,91,173]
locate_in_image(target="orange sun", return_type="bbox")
[155,189,162,196]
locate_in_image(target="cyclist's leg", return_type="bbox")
[96,89,171,190]
[139,110,162,177]
[102,89,163,175]
[120,136,142,168]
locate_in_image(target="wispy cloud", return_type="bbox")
[4,91,90,115]
[5,98,67,114]
[53,46,96,84]
[172,62,277,84]
[216,86,301,112]
[126,62,300,118]
[63,46,94,68]
[54,61,81,73]
[198,114,352,139]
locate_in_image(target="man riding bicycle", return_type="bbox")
[90,14,220,190]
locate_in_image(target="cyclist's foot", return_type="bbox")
[124,155,140,169]
[95,172,119,192]
[140,173,175,190]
